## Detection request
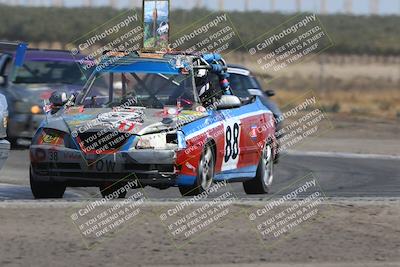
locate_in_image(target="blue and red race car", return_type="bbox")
[29,51,278,198]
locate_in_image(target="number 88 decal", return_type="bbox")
[222,121,241,171]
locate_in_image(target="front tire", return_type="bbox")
[30,166,66,199]
[243,144,274,194]
[179,143,215,196]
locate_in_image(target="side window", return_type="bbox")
[195,72,222,107]
[2,56,13,77]
[229,73,252,98]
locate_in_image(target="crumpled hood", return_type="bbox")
[46,106,208,136]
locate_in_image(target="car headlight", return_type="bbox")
[136,131,186,150]
[15,101,42,114]
[31,105,41,114]
[136,133,167,149]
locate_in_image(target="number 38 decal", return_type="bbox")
[222,121,241,171]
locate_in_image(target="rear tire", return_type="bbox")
[179,143,215,196]
[243,144,274,194]
[30,166,66,199]
[99,183,127,199]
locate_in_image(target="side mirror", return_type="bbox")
[0,75,8,86]
[216,95,242,110]
[247,88,263,97]
[49,91,70,107]
[265,89,275,97]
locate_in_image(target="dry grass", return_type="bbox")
[225,53,400,119]
[273,88,400,120]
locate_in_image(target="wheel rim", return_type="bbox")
[199,146,214,190]
[262,145,274,186]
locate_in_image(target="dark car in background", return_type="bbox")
[0,43,93,145]
[227,64,283,131]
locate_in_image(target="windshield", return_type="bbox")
[13,60,89,85]
[80,71,196,109]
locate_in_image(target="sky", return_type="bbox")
[2,0,400,15]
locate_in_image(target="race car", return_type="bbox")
[0,42,96,146]
[29,51,278,198]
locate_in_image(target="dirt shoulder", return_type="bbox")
[292,114,400,155]
[0,200,399,267]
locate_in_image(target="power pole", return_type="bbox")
[109,0,118,9]
[369,0,379,15]
[270,0,275,12]
[218,0,224,11]
[344,0,353,14]
[296,0,301,12]
[320,0,327,14]
[53,0,63,7]
[129,0,139,9]
[84,0,92,7]
[195,0,203,9]
[245,0,250,11]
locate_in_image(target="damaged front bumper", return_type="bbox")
[30,145,181,187]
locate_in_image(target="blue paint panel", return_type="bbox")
[100,61,180,75]
[181,98,269,138]
[121,135,137,151]
[176,174,196,186]
[15,43,28,67]
[214,165,258,181]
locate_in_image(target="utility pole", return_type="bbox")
[320,0,327,14]
[369,0,379,15]
[83,0,92,7]
[270,0,275,12]
[344,0,353,14]
[129,0,139,9]
[245,0,250,11]
[296,0,301,12]
[218,0,224,11]
[195,0,203,9]
[53,0,63,7]
[109,0,118,9]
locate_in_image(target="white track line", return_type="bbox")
[286,150,400,160]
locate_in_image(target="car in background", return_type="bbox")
[0,92,9,170]
[0,43,94,146]
[227,64,283,132]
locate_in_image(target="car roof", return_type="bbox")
[98,51,198,74]
[24,49,88,62]
[5,49,88,62]
[227,64,251,76]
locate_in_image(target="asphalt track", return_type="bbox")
[1,149,399,201]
